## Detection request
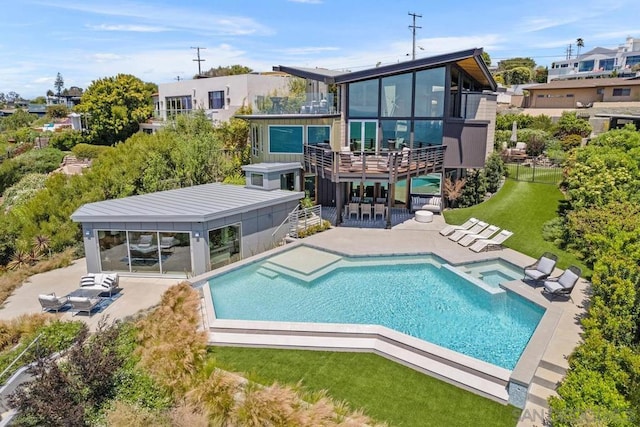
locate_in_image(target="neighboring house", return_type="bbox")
[71,176,304,277]
[548,36,640,82]
[140,72,297,133]
[526,77,640,108]
[238,48,497,226]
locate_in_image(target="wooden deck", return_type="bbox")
[304,145,445,183]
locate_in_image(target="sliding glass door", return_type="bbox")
[348,120,378,153]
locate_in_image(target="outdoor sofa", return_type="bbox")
[79,273,119,296]
[38,293,69,313]
[410,195,442,213]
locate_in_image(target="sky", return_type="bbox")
[1,0,639,99]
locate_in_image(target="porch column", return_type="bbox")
[386,183,393,229]
[335,182,343,226]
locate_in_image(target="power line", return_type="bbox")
[191,46,206,76]
[408,12,422,60]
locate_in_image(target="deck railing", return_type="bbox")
[304,144,446,183]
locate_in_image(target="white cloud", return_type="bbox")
[87,24,169,32]
[34,77,54,84]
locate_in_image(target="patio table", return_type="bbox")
[67,288,103,299]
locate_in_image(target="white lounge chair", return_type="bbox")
[542,266,582,300]
[69,296,101,317]
[448,221,488,242]
[457,225,500,247]
[38,293,69,313]
[439,217,479,236]
[469,230,513,252]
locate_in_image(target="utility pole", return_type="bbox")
[566,44,573,60]
[191,46,206,76]
[408,12,422,60]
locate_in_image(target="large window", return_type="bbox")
[414,120,443,146]
[626,55,640,68]
[578,60,595,72]
[381,73,413,117]
[268,125,303,153]
[307,125,330,145]
[208,90,225,109]
[348,79,379,117]
[380,120,410,150]
[97,230,191,274]
[613,88,631,97]
[414,67,445,117]
[209,225,241,270]
[599,58,615,71]
[165,95,192,115]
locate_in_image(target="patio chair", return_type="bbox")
[360,203,372,220]
[542,266,582,300]
[38,293,69,313]
[346,202,359,220]
[448,221,488,242]
[69,296,101,317]
[469,230,513,252]
[457,225,500,247]
[374,203,386,220]
[439,217,479,236]
[523,252,558,285]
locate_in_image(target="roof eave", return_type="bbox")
[272,65,338,84]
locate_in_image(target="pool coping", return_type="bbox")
[193,239,560,407]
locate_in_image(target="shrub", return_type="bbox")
[554,111,592,139]
[529,114,554,131]
[45,105,69,119]
[296,220,331,238]
[457,169,487,208]
[483,151,504,193]
[495,113,533,131]
[15,147,65,174]
[49,130,86,151]
[1,173,48,211]
[71,142,111,159]
[494,130,512,149]
[561,134,583,151]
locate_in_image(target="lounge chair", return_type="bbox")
[448,221,488,242]
[439,217,479,236]
[542,266,582,300]
[523,252,558,285]
[469,230,513,252]
[69,296,101,317]
[38,293,69,313]
[457,225,500,247]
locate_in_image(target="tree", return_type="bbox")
[76,74,154,146]
[46,89,54,97]
[576,38,584,57]
[505,66,533,85]
[497,57,536,72]
[199,65,253,78]
[534,66,548,83]
[481,51,491,66]
[31,96,47,104]
[54,72,64,97]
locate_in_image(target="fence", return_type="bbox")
[505,157,564,185]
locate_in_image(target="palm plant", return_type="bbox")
[7,251,30,270]
[32,235,51,258]
[576,38,584,58]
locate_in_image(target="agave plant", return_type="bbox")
[32,235,51,258]
[7,251,30,271]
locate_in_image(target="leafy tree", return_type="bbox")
[483,151,504,193]
[6,91,21,103]
[31,96,46,104]
[76,74,154,145]
[481,51,491,66]
[49,129,86,150]
[0,109,37,132]
[504,67,532,85]
[457,169,487,207]
[54,73,64,97]
[45,104,68,119]
[497,57,536,71]
[200,64,253,78]
[534,66,548,83]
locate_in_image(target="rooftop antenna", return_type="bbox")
[408,12,422,60]
[191,46,206,76]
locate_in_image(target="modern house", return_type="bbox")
[548,36,640,82]
[71,178,304,277]
[238,48,497,227]
[526,77,640,108]
[139,72,299,133]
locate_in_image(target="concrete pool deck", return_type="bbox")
[198,219,588,422]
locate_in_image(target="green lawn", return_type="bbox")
[444,179,587,274]
[211,347,520,427]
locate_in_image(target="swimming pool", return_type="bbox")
[208,247,544,370]
[458,259,524,287]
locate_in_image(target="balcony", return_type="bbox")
[253,93,338,115]
[304,144,445,184]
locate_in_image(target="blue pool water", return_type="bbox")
[209,255,544,370]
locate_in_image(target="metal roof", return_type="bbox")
[273,48,496,90]
[71,183,304,223]
[242,162,302,173]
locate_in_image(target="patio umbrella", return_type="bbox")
[510,121,518,144]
